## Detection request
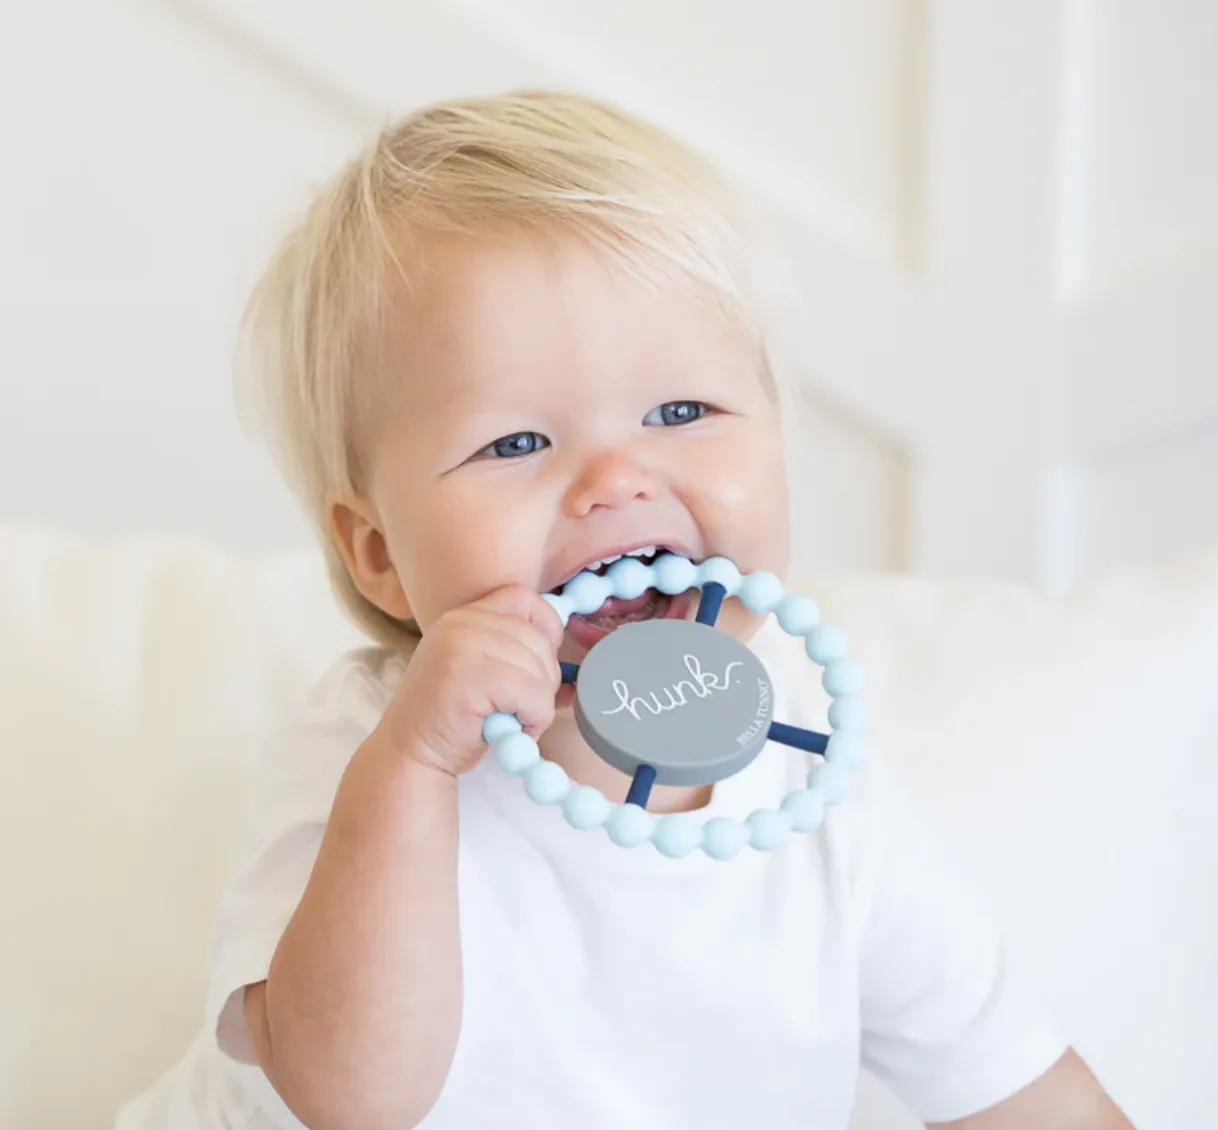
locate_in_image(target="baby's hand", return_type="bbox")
[377,586,564,777]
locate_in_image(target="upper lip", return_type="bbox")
[545,539,701,593]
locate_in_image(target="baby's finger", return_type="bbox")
[481,658,556,739]
[499,631,564,695]
[483,615,562,686]
[475,585,565,655]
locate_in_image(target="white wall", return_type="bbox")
[1,0,1216,588]
[0,0,359,551]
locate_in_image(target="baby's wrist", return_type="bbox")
[402,742,464,783]
[362,722,462,788]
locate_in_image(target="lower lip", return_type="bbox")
[564,588,696,653]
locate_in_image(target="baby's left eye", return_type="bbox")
[644,401,711,427]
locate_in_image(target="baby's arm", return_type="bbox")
[244,741,463,1130]
[242,587,563,1130]
[930,1047,1133,1129]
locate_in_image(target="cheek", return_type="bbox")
[388,482,546,625]
[681,428,790,583]
[694,429,789,525]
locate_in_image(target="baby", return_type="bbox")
[117,91,1132,1130]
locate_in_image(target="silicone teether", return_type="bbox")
[480,555,866,859]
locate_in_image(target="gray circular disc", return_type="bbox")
[574,619,775,787]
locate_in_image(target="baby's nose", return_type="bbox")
[564,450,658,517]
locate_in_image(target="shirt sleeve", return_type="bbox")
[854,764,1069,1124]
[204,650,398,1064]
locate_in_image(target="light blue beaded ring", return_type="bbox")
[481,553,867,860]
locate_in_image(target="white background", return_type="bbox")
[1,0,1216,591]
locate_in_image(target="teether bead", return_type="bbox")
[607,557,653,600]
[701,817,748,860]
[563,572,613,616]
[524,759,570,804]
[738,571,785,614]
[807,761,851,805]
[777,594,820,635]
[652,813,702,858]
[828,695,869,732]
[822,658,863,697]
[494,732,540,775]
[482,711,523,743]
[541,591,574,627]
[562,785,612,829]
[824,732,863,768]
[652,554,697,595]
[696,557,743,596]
[606,803,655,847]
[746,808,793,851]
[781,788,827,833]
[805,624,849,665]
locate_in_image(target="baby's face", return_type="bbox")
[351,231,789,659]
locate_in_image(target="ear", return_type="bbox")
[327,491,413,622]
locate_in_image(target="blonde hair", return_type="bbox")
[236,89,776,649]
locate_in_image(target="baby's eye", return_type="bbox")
[643,401,710,427]
[478,431,550,459]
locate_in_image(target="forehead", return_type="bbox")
[381,230,760,411]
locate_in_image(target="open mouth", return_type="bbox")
[550,547,697,649]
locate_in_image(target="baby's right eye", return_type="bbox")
[477,431,551,459]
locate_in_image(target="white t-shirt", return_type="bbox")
[116,618,1066,1130]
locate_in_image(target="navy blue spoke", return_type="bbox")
[767,721,829,755]
[625,764,657,809]
[696,581,727,627]
[560,662,580,684]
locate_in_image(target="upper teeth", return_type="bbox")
[592,546,657,571]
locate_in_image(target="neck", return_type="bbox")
[539,711,711,815]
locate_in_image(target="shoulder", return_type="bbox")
[296,645,410,729]
[246,645,411,830]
